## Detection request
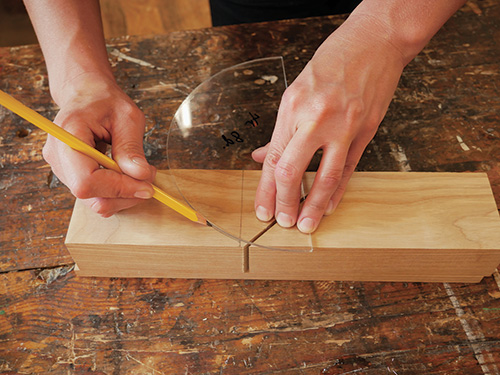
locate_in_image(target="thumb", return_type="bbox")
[112,123,154,182]
[252,143,270,163]
[116,147,154,181]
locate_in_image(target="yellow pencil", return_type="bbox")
[0,89,208,225]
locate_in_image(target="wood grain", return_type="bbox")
[66,170,500,282]
[0,0,211,47]
[260,171,500,250]
[2,2,500,373]
[66,171,245,278]
[2,268,500,374]
[99,0,211,38]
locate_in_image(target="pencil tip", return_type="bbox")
[196,213,211,226]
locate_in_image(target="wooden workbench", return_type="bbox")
[1,1,500,373]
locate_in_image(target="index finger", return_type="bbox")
[44,134,153,200]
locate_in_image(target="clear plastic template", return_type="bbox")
[167,57,313,251]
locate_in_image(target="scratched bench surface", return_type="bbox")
[1,0,500,373]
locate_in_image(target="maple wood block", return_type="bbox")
[65,170,500,282]
[65,171,245,279]
[249,172,500,282]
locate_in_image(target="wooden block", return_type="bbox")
[65,171,245,279]
[168,169,245,238]
[65,171,500,282]
[249,172,500,282]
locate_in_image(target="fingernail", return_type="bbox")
[325,200,335,215]
[131,156,150,170]
[276,212,294,228]
[298,217,316,233]
[134,188,153,199]
[256,206,272,222]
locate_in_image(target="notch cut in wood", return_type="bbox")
[65,170,500,282]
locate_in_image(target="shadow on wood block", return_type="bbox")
[65,171,500,282]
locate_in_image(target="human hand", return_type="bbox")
[43,74,156,217]
[252,16,405,233]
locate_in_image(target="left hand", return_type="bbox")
[44,74,156,217]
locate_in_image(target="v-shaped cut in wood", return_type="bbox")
[65,170,500,282]
[169,169,312,250]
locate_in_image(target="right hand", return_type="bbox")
[251,15,404,233]
[44,74,156,217]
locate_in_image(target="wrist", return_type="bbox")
[47,47,115,106]
[342,12,414,67]
[313,13,407,75]
[348,0,466,66]
[24,0,115,105]
[52,71,119,109]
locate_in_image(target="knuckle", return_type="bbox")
[263,149,282,170]
[306,198,326,212]
[118,100,145,124]
[276,195,299,209]
[42,138,59,165]
[115,180,130,198]
[119,140,145,156]
[41,144,52,164]
[89,199,113,217]
[274,161,300,183]
[345,98,365,123]
[343,162,357,174]
[318,170,342,191]
[281,86,301,109]
[104,175,129,199]
[70,180,93,200]
[257,181,275,199]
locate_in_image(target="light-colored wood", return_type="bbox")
[0,1,38,47]
[169,169,244,235]
[246,171,500,282]
[65,171,245,278]
[0,0,211,47]
[99,0,212,38]
[65,170,500,282]
[258,172,500,250]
